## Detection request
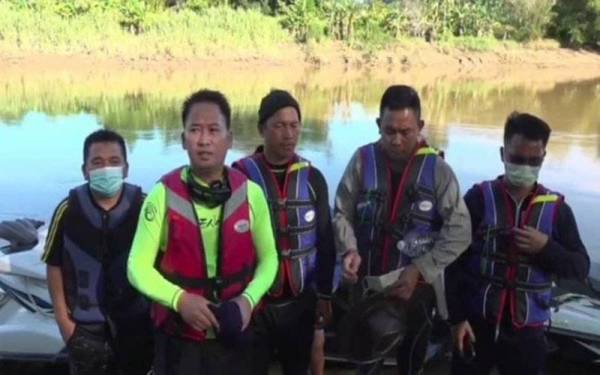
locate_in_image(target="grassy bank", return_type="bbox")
[0,1,597,63]
[0,3,293,59]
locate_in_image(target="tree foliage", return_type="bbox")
[4,0,598,48]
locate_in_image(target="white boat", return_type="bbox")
[546,263,600,364]
[0,220,65,362]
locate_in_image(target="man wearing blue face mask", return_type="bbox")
[445,112,590,375]
[42,129,153,375]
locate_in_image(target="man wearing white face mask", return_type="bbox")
[445,112,590,375]
[43,129,153,375]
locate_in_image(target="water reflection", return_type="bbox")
[0,68,599,261]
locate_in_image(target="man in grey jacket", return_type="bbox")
[333,85,471,375]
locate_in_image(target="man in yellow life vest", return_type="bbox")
[127,89,278,375]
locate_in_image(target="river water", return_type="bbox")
[0,67,598,262]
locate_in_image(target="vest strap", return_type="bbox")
[269,198,314,210]
[380,216,411,238]
[483,275,552,292]
[280,246,317,260]
[161,266,253,295]
[476,225,513,241]
[485,251,535,265]
[276,222,317,235]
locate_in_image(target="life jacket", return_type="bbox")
[62,183,147,323]
[466,179,562,328]
[354,142,442,276]
[233,153,317,298]
[151,167,257,342]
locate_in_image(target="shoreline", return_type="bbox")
[1,43,600,84]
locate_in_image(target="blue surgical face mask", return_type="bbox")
[89,166,124,198]
[504,162,540,187]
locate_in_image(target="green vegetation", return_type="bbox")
[0,1,291,58]
[0,0,598,58]
[549,0,600,47]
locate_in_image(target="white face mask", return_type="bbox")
[89,166,124,198]
[504,162,540,187]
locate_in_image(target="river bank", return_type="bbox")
[2,40,599,81]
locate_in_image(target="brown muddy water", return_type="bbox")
[0,65,599,374]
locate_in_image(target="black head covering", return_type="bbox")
[258,89,301,127]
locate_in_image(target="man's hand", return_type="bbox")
[57,317,76,344]
[342,250,361,284]
[451,320,476,354]
[47,265,76,344]
[389,264,420,300]
[232,295,252,330]
[513,226,548,254]
[315,298,333,328]
[177,292,219,332]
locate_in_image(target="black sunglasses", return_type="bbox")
[505,154,544,167]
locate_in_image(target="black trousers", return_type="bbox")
[358,284,436,375]
[67,324,115,375]
[153,331,247,375]
[450,318,547,375]
[67,316,153,375]
[247,291,317,375]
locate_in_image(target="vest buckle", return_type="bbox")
[406,186,419,202]
[210,278,224,301]
[271,198,287,210]
[503,279,517,290]
[213,277,224,289]
[388,214,410,238]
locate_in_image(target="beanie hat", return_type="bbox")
[258,89,301,127]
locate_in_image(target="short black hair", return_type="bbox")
[504,112,551,146]
[83,129,127,164]
[379,85,421,118]
[258,89,301,130]
[181,89,231,129]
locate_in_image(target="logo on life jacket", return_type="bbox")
[396,240,407,251]
[144,203,157,221]
[418,200,434,212]
[234,219,250,233]
[304,209,316,223]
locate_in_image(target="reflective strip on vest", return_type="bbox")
[223,182,247,221]
[165,188,197,224]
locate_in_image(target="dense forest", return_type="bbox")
[0,0,598,56]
